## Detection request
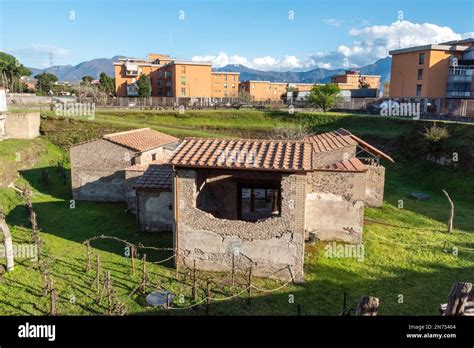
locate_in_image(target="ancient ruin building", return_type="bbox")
[132,128,393,281]
[70,128,179,207]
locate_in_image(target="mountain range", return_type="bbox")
[29,56,392,84]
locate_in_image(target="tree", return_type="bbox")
[137,74,151,97]
[306,84,341,112]
[0,52,31,92]
[99,72,115,95]
[34,72,58,95]
[81,76,94,85]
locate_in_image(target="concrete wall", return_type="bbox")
[137,190,173,232]
[70,139,135,201]
[4,112,40,139]
[175,169,306,281]
[365,165,385,207]
[305,170,366,243]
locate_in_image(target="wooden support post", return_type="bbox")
[445,282,473,316]
[250,188,256,212]
[50,278,57,316]
[139,254,148,293]
[355,296,379,316]
[130,245,135,276]
[206,282,211,315]
[247,267,253,305]
[442,189,455,233]
[271,189,279,214]
[192,260,197,301]
[264,189,270,203]
[95,255,100,291]
[85,242,91,272]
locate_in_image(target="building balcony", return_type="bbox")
[446,91,471,98]
[448,74,472,83]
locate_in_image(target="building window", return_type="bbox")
[181,87,186,96]
[416,84,422,97]
[181,76,186,85]
[232,83,235,88]
[419,53,425,65]
[224,83,228,88]
[417,69,423,80]
[181,66,186,74]
[224,75,227,81]
[232,75,235,81]
[152,154,156,161]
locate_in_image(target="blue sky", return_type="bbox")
[1,0,473,70]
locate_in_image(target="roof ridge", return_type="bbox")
[103,127,151,138]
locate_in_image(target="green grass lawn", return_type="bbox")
[1,113,473,315]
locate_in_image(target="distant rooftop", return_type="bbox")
[103,128,178,152]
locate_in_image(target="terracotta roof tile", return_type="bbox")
[103,128,178,152]
[170,138,312,172]
[304,130,358,153]
[134,164,173,190]
[319,158,368,172]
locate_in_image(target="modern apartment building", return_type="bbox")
[389,39,474,99]
[211,72,239,98]
[288,83,315,92]
[239,81,288,101]
[331,70,381,91]
[114,54,173,97]
[156,61,213,98]
[114,54,239,98]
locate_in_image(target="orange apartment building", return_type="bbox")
[155,61,213,98]
[287,83,315,92]
[239,81,288,101]
[114,54,174,97]
[389,39,474,100]
[114,54,239,98]
[211,72,239,98]
[331,70,381,91]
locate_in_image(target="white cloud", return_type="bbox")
[6,44,70,68]
[311,20,473,68]
[192,51,314,71]
[193,20,473,71]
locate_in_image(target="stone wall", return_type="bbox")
[305,170,365,243]
[137,189,173,232]
[4,112,40,139]
[312,145,357,168]
[70,139,135,201]
[365,165,385,207]
[175,169,306,281]
[124,170,144,212]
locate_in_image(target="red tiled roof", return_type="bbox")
[304,130,357,153]
[170,138,313,172]
[320,158,368,172]
[134,164,173,190]
[103,128,178,152]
